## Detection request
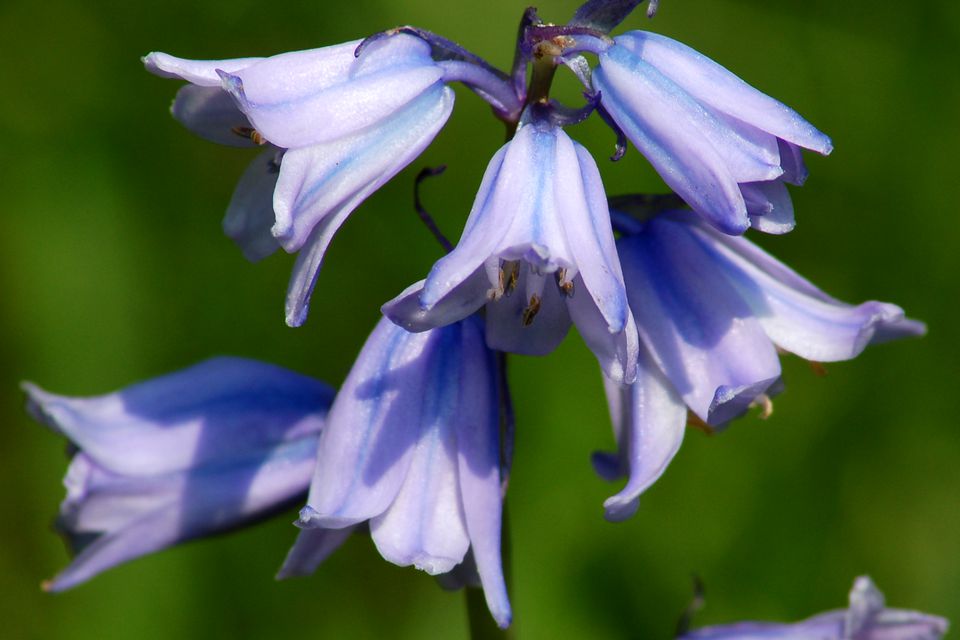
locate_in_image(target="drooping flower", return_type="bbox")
[282,316,511,629]
[144,34,456,326]
[679,576,949,639]
[383,117,639,384]
[593,31,833,235]
[592,207,923,520]
[23,357,334,591]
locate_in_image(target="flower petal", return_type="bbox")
[599,349,686,522]
[692,223,924,361]
[742,180,795,235]
[616,31,833,154]
[619,219,781,424]
[23,357,332,477]
[484,264,572,356]
[170,85,255,147]
[275,526,356,579]
[143,51,262,86]
[301,320,438,528]
[221,35,444,148]
[272,84,454,252]
[383,275,490,333]
[223,149,282,262]
[567,277,639,384]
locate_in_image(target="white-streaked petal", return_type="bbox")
[221,35,443,148]
[143,51,262,87]
[742,180,795,234]
[600,349,687,522]
[616,31,833,154]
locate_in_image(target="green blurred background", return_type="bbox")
[2,0,958,638]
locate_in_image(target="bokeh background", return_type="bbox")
[2,0,958,638]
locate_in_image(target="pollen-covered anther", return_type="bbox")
[230,126,268,146]
[521,294,542,326]
[751,394,774,419]
[504,261,520,297]
[809,361,828,377]
[555,269,575,298]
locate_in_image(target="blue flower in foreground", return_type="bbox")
[144,34,455,326]
[594,31,833,235]
[284,316,511,629]
[593,208,923,521]
[23,358,333,591]
[679,576,948,639]
[384,118,639,384]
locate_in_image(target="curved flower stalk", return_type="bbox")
[384,118,639,384]
[285,316,511,629]
[592,208,923,521]
[144,34,456,326]
[679,576,948,639]
[23,358,334,591]
[593,31,833,235]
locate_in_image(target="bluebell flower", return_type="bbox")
[679,576,949,640]
[23,358,334,591]
[593,209,923,520]
[593,31,833,235]
[383,118,639,384]
[283,316,512,629]
[144,34,456,326]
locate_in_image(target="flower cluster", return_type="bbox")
[26,0,936,632]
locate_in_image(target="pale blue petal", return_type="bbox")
[456,318,511,629]
[382,275,490,333]
[223,149,282,262]
[143,51,262,87]
[23,357,332,477]
[485,264,572,356]
[691,222,925,361]
[302,319,436,528]
[221,35,443,148]
[742,180,795,234]
[170,85,255,147]
[272,84,454,252]
[599,349,686,522]
[616,31,833,154]
[619,219,781,424]
[567,277,638,384]
[276,526,356,579]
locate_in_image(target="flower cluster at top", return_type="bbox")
[26,0,934,632]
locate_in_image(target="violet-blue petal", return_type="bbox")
[741,180,795,235]
[778,140,809,186]
[23,357,332,477]
[618,220,781,424]
[221,35,444,149]
[223,149,282,262]
[272,83,455,253]
[616,31,833,155]
[170,85,255,147]
[455,318,511,628]
[142,51,263,86]
[691,222,925,361]
[595,48,757,234]
[301,319,433,529]
[46,435,320,592]
[567,278,639,384]
[276,526,356,579]
[598,349,686,522]
[382,275,491,334]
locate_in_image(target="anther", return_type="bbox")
[555,269,575,297]
[231,126,268,146]
[521,294,542,326]
[504,261,520,297]
[686,412,714,435]
[808,361,828,377]
[751,394,773,419]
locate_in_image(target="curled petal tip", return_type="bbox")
[603,495,641,522]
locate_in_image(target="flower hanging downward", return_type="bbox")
[592,207,923,521]
[593,31,833,235]
[679,576,948,639]
[144,34,455,326]
[23,358,334,591]
[384,118,639,384]
[285,316,511,629]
